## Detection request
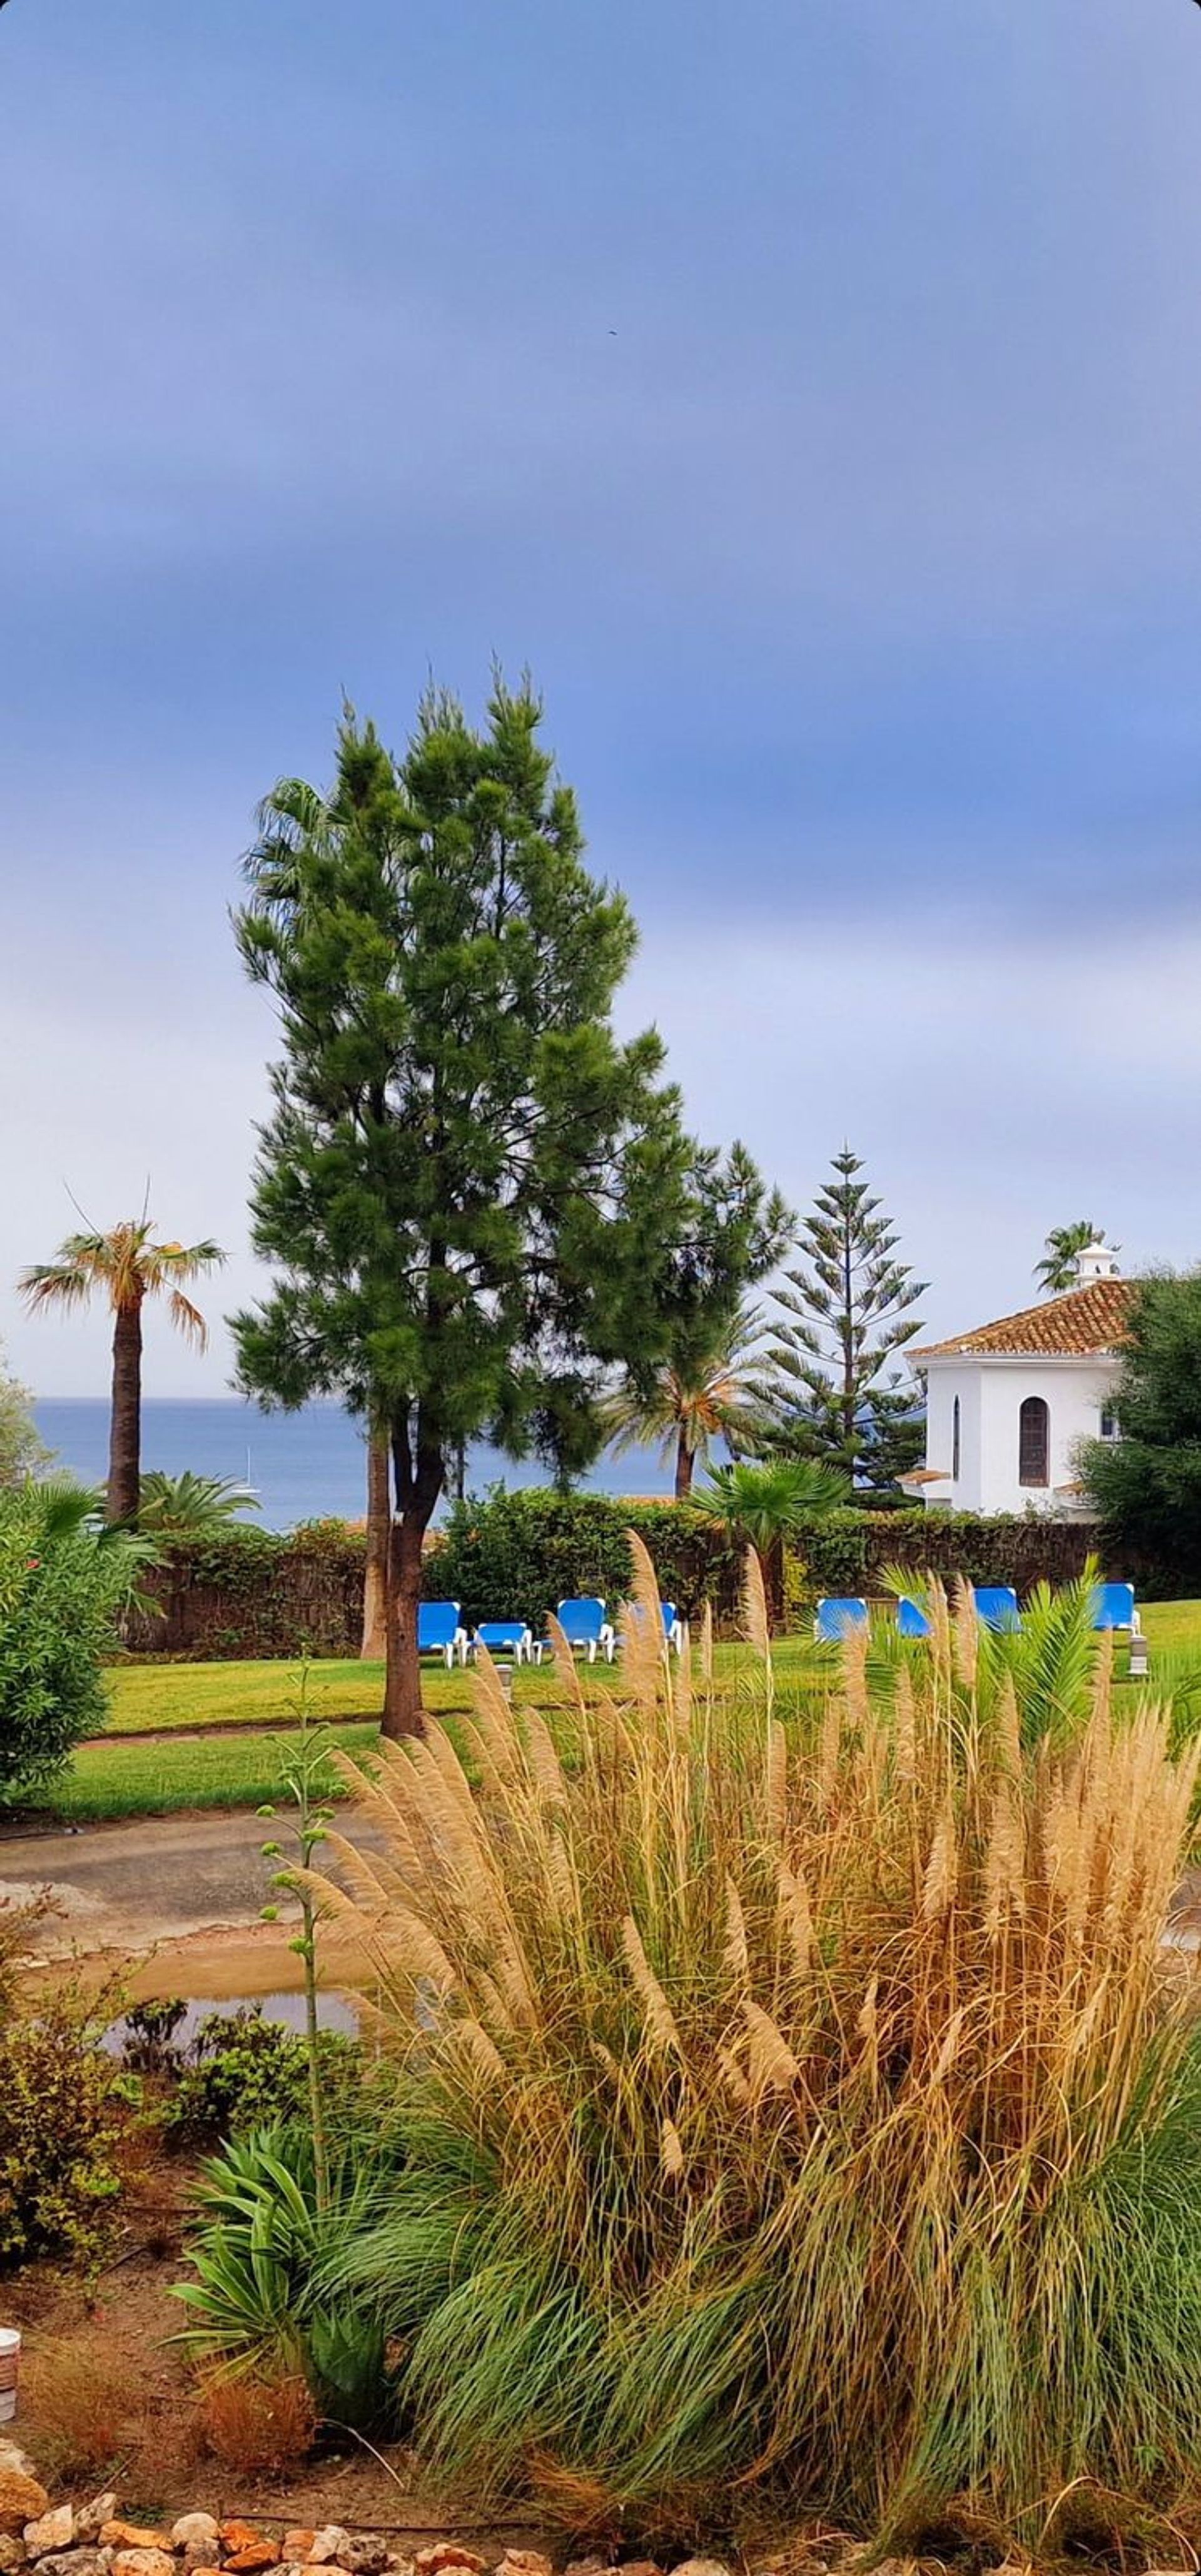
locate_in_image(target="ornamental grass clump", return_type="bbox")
[314,1540,1201,2537]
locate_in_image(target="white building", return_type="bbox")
[901,1242,1133,1518]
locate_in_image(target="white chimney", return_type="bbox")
[1073,1239,1120,1284]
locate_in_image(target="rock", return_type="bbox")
[34,2551,112,2576]
[496,2557,552,2576]
[218,2538,262,2562]
[0,2455,36,2493]
[413,2555,487,2576]
[24,2520,73,2562]
[0,2541,24,2572]
[74,2507,118,2551]
[110,2552,174,2576]
[99,2537,170,2558]
[283,2543,316,2567]
[669,2562,731,2576]
[305,2543,348,2571]
[170,2528,219,2557]
[0,2495,44,2550]
[564,2561,611,2576]
[226,2553,280,2574]
[336,2545,390,2576]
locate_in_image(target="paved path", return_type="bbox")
[0,1808,383,1959]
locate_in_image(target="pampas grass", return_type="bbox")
[317,1541,1201,2535]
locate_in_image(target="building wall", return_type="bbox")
[923,1355,1119,1514]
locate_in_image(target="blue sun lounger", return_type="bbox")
[555,1596,616,1663]
[471,1620,539,1665]
[418,1599,469,1668]
[1090,1582,1141,1635]
[814,1596,869,1643]
[975,1585,1021,1631]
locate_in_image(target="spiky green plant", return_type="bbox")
[299,1548,1201,2535]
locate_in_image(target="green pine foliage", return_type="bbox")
[1081,1271,1201,1582]
[766,1146,926,1490]
[232,678,756,1730]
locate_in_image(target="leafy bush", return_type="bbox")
[0,1987,136,2269]
[316,1540,1201,2537]
[0,1483,147,1801]
[434,1486,743,1631]
[173,2126,398,2428]
[158,2005,360,2146]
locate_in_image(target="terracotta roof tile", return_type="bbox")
[914,1277,1135,1361]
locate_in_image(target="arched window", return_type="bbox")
[1018,1395,1050,1488]
[952,1394,961,1481]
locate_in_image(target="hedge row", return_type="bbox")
[120,1493,1118,1661]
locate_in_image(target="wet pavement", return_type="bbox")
[0,1808,385,1962]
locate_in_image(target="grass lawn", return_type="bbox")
[28,1600,1201,1827]
[41,1719,383,1823]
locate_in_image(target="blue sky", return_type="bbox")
[3,0,1201,1395]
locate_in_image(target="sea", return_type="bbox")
[33,1399,668,1533]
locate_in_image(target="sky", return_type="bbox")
[3,0,1201,1397]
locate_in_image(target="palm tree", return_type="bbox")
[602,1311,771,1501]
[138,1471,259,1535]
[1035,1220,1113,1296]
[19,1221,224,1523]
[695,1455,850,1626]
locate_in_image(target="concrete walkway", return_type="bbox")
[0,1808,383,1962]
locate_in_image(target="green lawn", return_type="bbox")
[30,1600,1201,1826]
[43,1719,383,1823]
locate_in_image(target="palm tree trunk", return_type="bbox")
[360,1429,390,1660]
[108,1298,143,1523]
[674,1430,694,1501]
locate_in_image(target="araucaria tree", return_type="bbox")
[766,1146,926,1486]
[233,681,719,1737]
[19,1220,224,1522]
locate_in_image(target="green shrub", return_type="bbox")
[433,1485,743,1631]
[160,2006,361,2146]
[173,2124,400,2427]
[0,1988,136,2270]
[317,1542,1201,2536]
[0,1484,143,1802]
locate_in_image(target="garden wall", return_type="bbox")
[119,1494,1123,1660]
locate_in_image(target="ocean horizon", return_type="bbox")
[33,1398,672,1533]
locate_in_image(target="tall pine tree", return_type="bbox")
[232,679,729,1735]
[765,1147,926,1489]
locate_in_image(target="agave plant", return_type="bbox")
[306,1537,1201,2537]
[171,2124,397,2428]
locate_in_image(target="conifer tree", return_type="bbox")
[232,679,729,1735]
[765,1147,926,1488]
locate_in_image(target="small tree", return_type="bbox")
[765,1147,926,1487]
[0,1346,49,1489]
[233,681,714,1737]
[1079,1272,1201,1573]
[20,1219,224,1522]
[0,1483,150,1803]
[1035,1219,1112,1296]
[694,1456,849,1625]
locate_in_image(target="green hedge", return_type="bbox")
[122,1493,1117,1661]
[434,1489,744,1632]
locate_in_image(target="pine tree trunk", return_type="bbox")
[107,1299,143,1523]
[674,1431,694,1500]
[361,1429,390,1660]
[383,1508,430,1738]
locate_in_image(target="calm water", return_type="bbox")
[34,1397,668,1532]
